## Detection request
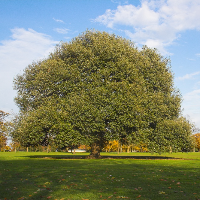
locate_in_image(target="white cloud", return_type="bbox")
[54,28,69,34]
[53,18,65,23]
[0,28,58,113]
[184,89,200,102]
[95,0,200,54]
[176,71,200,81]
[96,2,159,28]
[196,53,200,57]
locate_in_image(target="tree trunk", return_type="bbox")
[169,146,172,154]
[127,145,130,153]
[118,142,120,154]
[88,142,102,159]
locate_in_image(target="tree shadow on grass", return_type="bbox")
[22,154,182,160]
[0,157,200,200]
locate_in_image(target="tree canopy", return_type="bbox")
[12,30,193,157]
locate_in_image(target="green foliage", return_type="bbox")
[0,110,9,150]
[11,104,85,149]
[13,30,193,157]
[147,117,194,153]
[192,133,200,151]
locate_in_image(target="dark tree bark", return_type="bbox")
[88,142,102,159]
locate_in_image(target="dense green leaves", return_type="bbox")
[147,117,194,153]
[12,30,193,157]
[0,110,9,150]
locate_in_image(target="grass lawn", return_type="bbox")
[0,152,200,200]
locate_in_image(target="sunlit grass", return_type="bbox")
[0,152,200,200]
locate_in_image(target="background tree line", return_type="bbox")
[7,137,199,153]
[0,110,11,151]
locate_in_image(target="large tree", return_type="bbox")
[13,30,193,158]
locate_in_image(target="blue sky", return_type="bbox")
[1,0,200,129]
